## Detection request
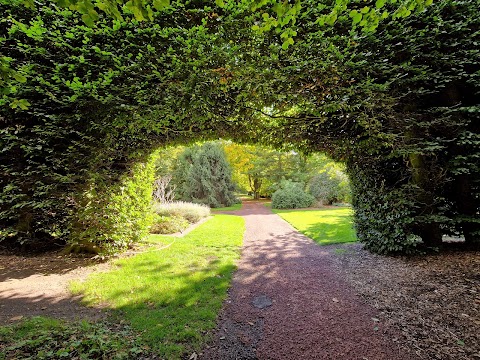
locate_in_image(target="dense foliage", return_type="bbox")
[271,180,314,210]
[1,0,478,254]
[173,142,238,208]
[256,0,480,253]
[0,1,243,251]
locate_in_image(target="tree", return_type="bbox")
[174,142,238,208]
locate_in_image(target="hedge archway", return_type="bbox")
[1,0,478,253]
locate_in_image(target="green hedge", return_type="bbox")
[67,153,157,254]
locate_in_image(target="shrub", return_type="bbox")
[173,142,238,207]
[308,168,351,205]
[153,201,210,224]
[271,181,314,209]
[150,215,189,234]
[68,153,156,254]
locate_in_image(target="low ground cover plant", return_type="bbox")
[151,201,211,234]
[0,317,150,359]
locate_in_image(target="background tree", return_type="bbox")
[173,142,238,208]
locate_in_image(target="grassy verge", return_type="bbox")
[0,215,245,360]
[211,203,242,211]
[273,207,356,245]
[70,214,244,359]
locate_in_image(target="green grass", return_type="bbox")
[211,203,242,211]
[273,208,356,245]
[70,214,245,359]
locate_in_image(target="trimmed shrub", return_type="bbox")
[153,201,210,224]
[271,181,314,209]
[150,215,189,234]
[67,154,157,254]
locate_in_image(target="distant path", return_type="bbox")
[202,201,415,359]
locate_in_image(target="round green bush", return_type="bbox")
[271,181,314,209]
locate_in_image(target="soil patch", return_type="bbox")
[327,243,480,360]
[0,250,109,324]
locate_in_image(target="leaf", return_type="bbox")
[361,6,370,14]
[215,0,224,7]
[349,10,362,25]
[81,14,95,27]
[13,73,27,83]
[281,37,294,50]
[153,0,169,11]
[376,0,386,8]
[18,99,30,110]
[9,98,30,110]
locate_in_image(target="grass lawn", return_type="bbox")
[0,215,245,360]
[71,214,244,358]
[273,207,356,245]
[211,203,242,211]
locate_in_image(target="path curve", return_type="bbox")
[202,201,416,360]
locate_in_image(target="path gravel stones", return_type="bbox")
[202,201,417,360]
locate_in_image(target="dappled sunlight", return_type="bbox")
[70,215,245,358]
[0,291,106,324]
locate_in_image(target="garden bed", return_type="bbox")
[328,243,480,360]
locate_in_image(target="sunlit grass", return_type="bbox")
[273,208,356,245]
[211,203,242,211]
[71,215,245,359]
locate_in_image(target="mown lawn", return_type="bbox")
[211,203,242,211]
[273,207,356,245]
[1,215,245,360]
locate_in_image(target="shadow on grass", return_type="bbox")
[80,260,236,357]
[71,215,244,359]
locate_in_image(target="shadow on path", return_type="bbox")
[202,201,417,360]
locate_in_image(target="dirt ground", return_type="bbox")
[0,251,109,324]
[1,201,479,360]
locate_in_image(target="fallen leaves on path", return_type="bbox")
[329,244,480,360]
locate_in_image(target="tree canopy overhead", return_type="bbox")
[1,0,478,254]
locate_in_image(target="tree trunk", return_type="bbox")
[409,152,443,247]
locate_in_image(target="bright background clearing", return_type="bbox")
[273,207,356,245]
[71,214,245,359]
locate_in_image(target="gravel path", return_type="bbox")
[202,201,416,360]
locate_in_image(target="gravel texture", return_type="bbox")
[201,201,415,360]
